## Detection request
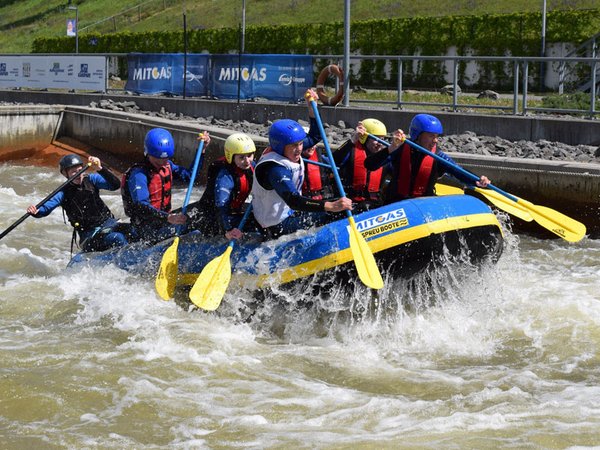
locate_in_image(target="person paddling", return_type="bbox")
[121,128,211,245]
[333,118,389,210]
[251,118,352,239]
[27,154,128,253]
[188,132,257,240]
[364,113,490,204]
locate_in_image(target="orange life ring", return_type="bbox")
[316,64,345,106]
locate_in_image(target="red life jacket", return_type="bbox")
[121,161,173,217]
[396,143,436,198]
[200,157,253,213]
[351,143,383,202]
[229,163,253,211]
[302,150,324,200]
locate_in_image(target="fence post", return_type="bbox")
[452,58,458,112]
[590,59,597,118]
[513,60,519,115]
[522,60,529,116]
[396,58,403,109]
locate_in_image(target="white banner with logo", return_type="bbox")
[0,55,107,92]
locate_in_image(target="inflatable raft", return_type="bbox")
[68,194,504,291]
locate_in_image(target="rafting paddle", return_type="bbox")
[435,183,533,222]
[369,133,585,242]
[0,162,92,241]
[308,98,384,289]
[189,205,253,311]
[155,136,206,300]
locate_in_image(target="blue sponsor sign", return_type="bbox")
[125,53,209,97]
[211,54,313,101]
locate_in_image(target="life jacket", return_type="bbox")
[302,150,324,200]
[396,143,436,198]
[252,148,304,228]
[200,157,253,213]
[346,142,383,202]
[61,176,113,232]
[121,161,173,218]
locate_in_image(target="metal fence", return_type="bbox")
[314,54,599,118]
[3,52,598,118]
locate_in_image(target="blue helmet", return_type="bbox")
[409,114,443,140]
[144,128,175,158]
[268,119,307,155]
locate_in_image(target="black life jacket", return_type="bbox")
[62,176,113,232]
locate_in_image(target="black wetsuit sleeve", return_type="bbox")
[262,162,327,212]
[98,167,121,190]
[364,147,390,171]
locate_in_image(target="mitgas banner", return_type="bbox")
[0,56,106,91]
[211,54,313,101]
[125,53,209,96]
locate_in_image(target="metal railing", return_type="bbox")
[315,54,599,118]
[2,52,598,118]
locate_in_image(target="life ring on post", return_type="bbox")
[316,64,345,106]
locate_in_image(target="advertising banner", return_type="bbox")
[211,54,313,101]
[125,53,209,97]
[0,55,106,91]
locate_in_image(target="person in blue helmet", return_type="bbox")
[27,154,129,253]
[364,113,490,204]
[252,118,353,240]
[121,127,211,244]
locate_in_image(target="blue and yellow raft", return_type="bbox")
[68,194,503,289]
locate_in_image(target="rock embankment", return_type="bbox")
[4,99,599,164]
[92,99,600,164]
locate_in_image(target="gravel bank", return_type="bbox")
[4,99,600,164]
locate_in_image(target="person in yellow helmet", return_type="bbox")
[188,132,256,240]
[332,118,389,209]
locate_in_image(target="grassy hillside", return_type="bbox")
[1,0,598,53]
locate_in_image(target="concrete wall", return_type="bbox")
[0,105,62,159]
[1,90,599,146]
[1,100,599,234]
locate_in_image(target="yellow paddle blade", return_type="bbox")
[436,183,533,222]
[435,183,463,196]
[517,198,586,242]
[473,188,533,222]
[155,237,179,301]
[189,245,233,311]
[347,216,384,290]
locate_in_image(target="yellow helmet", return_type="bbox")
[224,133,256,164]
[359,118,387,144]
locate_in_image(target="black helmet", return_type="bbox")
[59,154,85,174]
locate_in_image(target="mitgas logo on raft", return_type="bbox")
[218,66,267,82]
[132,65,172,81]
[0,63,7,76]
[355,208,409,238]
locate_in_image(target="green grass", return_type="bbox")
[0,0,598,53]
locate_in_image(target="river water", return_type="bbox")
[1,163,599,449]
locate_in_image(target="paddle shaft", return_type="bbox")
[0,163,91,241]
[309,102,351,218]
[368,133,518,202]
[302,157,338,170]
[181,139,205,214]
